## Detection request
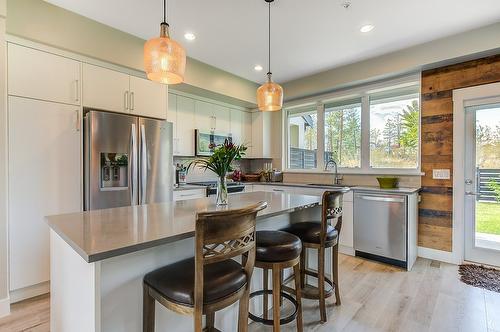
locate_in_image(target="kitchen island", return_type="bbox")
[47,191,323,332]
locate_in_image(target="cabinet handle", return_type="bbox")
[75,110,80,131]
[124,91,129,110]
[130,92,135,110]
[74,80,80,103]
[214,116,217,131]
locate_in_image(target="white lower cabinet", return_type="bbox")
[8,96,81,291]
[173,189,206,201]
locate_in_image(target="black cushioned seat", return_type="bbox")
[255,230,302,262]
[144,257,246,307]
[281,222,338,245]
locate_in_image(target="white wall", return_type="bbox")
[0,0,10,318]
[283,22,500,101]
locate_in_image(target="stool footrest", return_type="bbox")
[301,268,335,300]
[248,290,298,326]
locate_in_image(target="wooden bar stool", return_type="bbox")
[142,201,267,332]
[248,230,303,332]
[280,190,347,323]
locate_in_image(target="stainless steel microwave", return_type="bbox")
[195,129,232,156]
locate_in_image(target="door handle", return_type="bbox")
[74,79,80,103]
[357,195,405,203]
[129,123,138,205]
[465,191,478,196]
[130,92,135,111]
[74,110,80,131]
[140,124,147,205]
[124,91,129,110]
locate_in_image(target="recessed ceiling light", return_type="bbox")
[360,24,374,33]
[184,32,196,41]
[254,65,263,71]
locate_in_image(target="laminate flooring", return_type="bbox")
[1,255,499,332]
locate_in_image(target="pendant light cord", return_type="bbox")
[268,1,271,75]
[163,0,167,24]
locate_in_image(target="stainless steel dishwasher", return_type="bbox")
[353,192,408,268]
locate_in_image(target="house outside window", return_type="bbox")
[284,75,421,174]
[287,106,317,169]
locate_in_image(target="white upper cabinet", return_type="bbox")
[251,111,272,158]
[230,109,243,144]
[8,96,81,291]
[195,100,214,132]
[230,109,252,156]
[195,100,230,134]
[168,93,195,156]
[83,63,129,113]
[83,64,167,119]
[129,75,167,119]
[176,95,195,156]
[8,44,81,105]
[213,105,230,134]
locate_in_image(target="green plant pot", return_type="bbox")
[376,177,399,189]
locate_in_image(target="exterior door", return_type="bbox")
[464,98,500,266]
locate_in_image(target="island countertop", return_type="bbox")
[46,191,321,263]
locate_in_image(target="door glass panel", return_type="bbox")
[473,106,500,250]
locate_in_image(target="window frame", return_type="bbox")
[282,74,422,175]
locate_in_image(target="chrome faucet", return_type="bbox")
[324,159,342,185]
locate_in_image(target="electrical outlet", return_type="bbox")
[433,169,450,180]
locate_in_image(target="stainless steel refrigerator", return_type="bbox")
[84,110,173,210]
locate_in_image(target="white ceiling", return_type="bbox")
[45,0,500,84]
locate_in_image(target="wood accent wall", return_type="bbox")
[420,54,500,251]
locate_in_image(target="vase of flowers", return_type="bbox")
[188,140,247,206]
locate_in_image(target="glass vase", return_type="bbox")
[216,176,228,206]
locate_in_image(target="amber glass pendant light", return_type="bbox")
[144,0,186,84]
[257,0,283,112]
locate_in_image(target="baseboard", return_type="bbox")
[9,281,49,304]
[417,246,460,265]
[339,245,355,256]
[0,297,10,318]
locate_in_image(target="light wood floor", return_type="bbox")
[1,255,499,332]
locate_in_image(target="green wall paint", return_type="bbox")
[6,0,258,107]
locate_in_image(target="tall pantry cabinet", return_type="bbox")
[7,44,82,292]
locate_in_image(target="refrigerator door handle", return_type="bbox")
[140,124,147,205]
[129,123,138,205]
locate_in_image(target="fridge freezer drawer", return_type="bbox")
[353,193,407,262]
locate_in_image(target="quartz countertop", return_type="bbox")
[46,191,321,263]
[243,182,352,190]
[352,186,421,194]
[244,181,420,194]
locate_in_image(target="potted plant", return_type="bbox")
[188,140,247,205]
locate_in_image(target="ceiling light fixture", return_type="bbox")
[184,32,196,41]
[254,65,263,71]
[257,0,283,112]
[144,0,186,84]
[360,24,374,33]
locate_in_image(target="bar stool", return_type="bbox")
[142,201,267,332]
[280,190,347,323]
[248,230,303,332]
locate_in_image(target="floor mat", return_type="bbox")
[458,264,500,293]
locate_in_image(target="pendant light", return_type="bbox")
[257,0,283,112]
[144,0,186,84]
